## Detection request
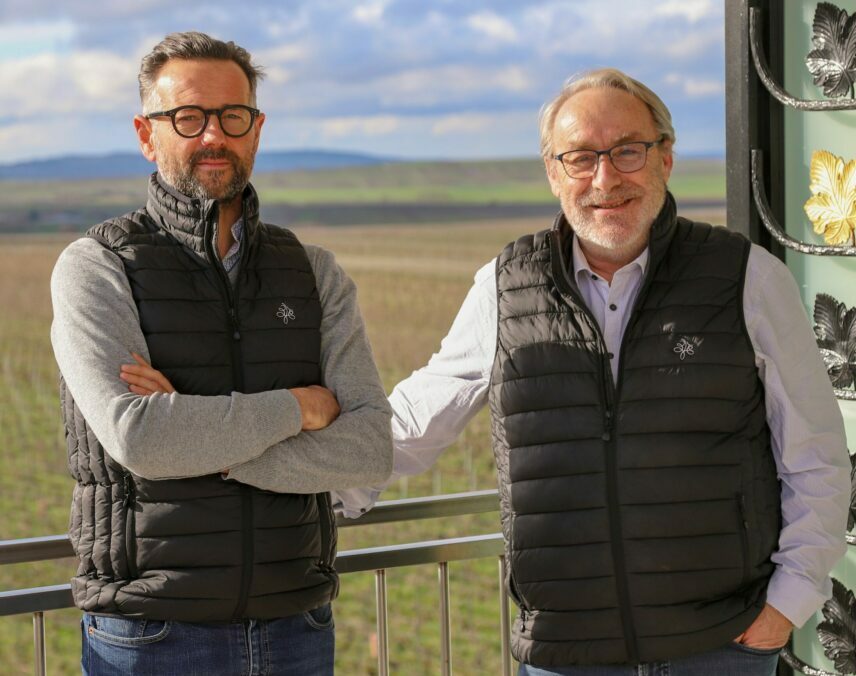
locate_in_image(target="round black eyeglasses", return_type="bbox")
[145,105,260,138]
[554,137,665,179]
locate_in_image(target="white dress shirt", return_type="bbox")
[333,234,850,628]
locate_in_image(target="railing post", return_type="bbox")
[499,555,512,676]
[375,569,389,676]
[438,561,452,675]
[33,611,46,676]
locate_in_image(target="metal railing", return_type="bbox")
[0,489,511,676]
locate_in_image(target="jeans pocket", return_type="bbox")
[730,641,783,656]
[303,603,334,631]
[85,614,172,646]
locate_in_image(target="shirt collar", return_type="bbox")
[572,234,649,284]
[221,217,244,273]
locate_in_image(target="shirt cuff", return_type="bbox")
[331,487,382,519]
[765,568,833,628]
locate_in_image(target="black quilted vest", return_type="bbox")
[61,174,337,622]
[490,195,780,666]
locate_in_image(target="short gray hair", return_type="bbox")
[538,68,675,159]
[139,32,265,112]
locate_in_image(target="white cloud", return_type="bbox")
[429,111,537,155]
[0,53,67,114]
[0,19,75,59]
[524,1,722,60]
[657,25,722,59]
[665,73,724,98]
[255,43,308,85]
[467,11,518,43]
[351,0,388,26]
[256,43,308,65]
[375,64,532,107]
[268,110,539,159]
[431,113,493,136]
[0,50,137,116]
[70,51,139,106]
[321,114,400,138]
[652,0,718,24]
[264,66,293,85]
[0,118,82,163]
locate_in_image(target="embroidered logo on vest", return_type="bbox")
[276,302,296,325]
[673,337,696,360]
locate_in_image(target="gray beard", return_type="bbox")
[153,138,252,204]
[169,162,249,203]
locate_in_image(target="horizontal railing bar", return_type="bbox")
[335,533,503,573]
[0,535,74,566]
[338,489,499,527]
[0,490,501,565]
[0,585,74,616]
[0,534,504,617]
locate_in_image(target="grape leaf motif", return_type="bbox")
[804,150,856,247]
[817,578,856,674]
[806,2,856,98]
[813,293,856,389]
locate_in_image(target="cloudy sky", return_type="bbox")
[0,0,725,164]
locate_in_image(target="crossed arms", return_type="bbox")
[50,237,392,492]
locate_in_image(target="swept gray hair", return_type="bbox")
[538,68,676,158]
[138,31,265,112]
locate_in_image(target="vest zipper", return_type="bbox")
[316,492,336,570]
[605,252,664,664]
[203,204,245,392]
[233,486,254,619]
[202,204,253,618]
[550,231,636,663]
[548,230,639,662]
[736,493,751,585]
[122,474,138,579]
[314,492,339,601]
[599,362,638,663]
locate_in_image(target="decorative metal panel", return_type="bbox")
[733,2,856,674]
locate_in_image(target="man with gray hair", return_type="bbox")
[50,32,392,675]
[344,68,850,674]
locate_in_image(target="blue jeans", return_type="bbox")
[81,605,334,676]
[519,642,781,675]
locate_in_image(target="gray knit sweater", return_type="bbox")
[51,235,392,496]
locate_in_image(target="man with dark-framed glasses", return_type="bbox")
[345,68,850,674]
[50,31,392,675]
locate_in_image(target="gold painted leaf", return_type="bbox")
[804,149,856,246]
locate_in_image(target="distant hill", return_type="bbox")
[0,149,392,181]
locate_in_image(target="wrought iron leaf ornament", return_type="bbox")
[817,578,856,674]
[806,2,856,99]
[813,293,856,389]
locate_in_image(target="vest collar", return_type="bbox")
[144,172,261,256]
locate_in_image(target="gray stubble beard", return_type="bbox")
[153,132,253,204]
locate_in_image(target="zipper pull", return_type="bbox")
[520,609,528,632]
[122,475,134,507]
[602,408,613,441]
